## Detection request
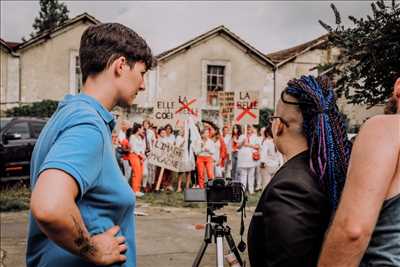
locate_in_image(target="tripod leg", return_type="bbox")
[216,236,225,267]
[193,241,208,267]
[224,231,243,267]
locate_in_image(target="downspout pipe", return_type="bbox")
[10,51,22,106]
[273,66,277,109]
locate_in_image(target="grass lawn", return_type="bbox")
[137,190,262,208]
[0,182,31,212]
[0,183,262,212]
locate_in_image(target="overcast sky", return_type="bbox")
[1,1,374,55]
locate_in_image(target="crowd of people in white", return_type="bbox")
[112,119,284,196]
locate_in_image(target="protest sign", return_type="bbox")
[152,98,178,126]
[152,96,200,126]
[147,140,184,172]
[218,91,235,126]
[234,91,259,125]
[174,95,201,124]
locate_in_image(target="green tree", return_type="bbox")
[319,0,400,107]
[5,100,59,118]
[31,0,69,37]
[259,107,274,128]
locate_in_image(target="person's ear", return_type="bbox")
[394,77,400,98]
[276,120,285,137]
[113,56,127,77]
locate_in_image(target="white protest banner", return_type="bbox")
[218,91,235,127]
[234,91,259,125]
[176,117,198,172]
[152,98,178,126]
[148,140,184,172]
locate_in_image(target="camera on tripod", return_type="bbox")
[184,178,247,267]
[183,178,243,205]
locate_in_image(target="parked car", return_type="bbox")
[0,117,47,181]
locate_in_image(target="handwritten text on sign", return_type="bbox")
[234,91,259,125]
[147,140,184,172]
[153,98,177,126]
[153,96,200,126]
[218,91,235,126]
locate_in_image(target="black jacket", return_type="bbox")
[248,151,331,267]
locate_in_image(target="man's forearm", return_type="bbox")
[34,202,97,262]
[318,222,370,267]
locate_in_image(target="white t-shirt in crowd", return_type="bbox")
[164,134,176,144]
[223,134,232,155]
[213,139,221,162]
[118,130,126,143]
[237,133,260,168]
[143,128,155,149]
[194,138,216,157]
[175,135,185,147]
[129,135,145,155]
[260,137,284,173]
[175,134,196,171]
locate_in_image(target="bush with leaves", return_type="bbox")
[5,100,58,118]
[259,107,274,128]
[319,0,400,107]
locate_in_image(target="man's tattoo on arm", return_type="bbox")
[71,215,97,257]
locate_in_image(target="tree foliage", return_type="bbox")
[319,0,400,107]
[31,0,69,37]
[5,100,59,118]
[259,107,274,128]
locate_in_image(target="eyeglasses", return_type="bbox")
[268,116,289,127]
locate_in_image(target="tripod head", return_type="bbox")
[207,210,227,226]
[207,201,226,214]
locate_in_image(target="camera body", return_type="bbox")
[184,178,243,204]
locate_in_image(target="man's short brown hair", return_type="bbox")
[79,23,156,84]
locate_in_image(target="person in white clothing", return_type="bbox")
[254,127,264,191]
[237,125,260,194]
[222,126,232,179]
[117,120,131,180]
[164,124,176,144]
[259,124,284,188]
[128,123,146,196]
[175,127,193,192]
[142,119,155,190]
[230,124,242,181]
[117,120,129,141]
[162,124,175,190]
[213,131,223,178]
[193,128,216,189]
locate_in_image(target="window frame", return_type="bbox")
[207,65,225,91]
[201,60,231,109]
[69,50,82,95]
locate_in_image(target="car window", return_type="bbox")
[0,118,12,131]
[31,121,46,138]
[5,122,31,139]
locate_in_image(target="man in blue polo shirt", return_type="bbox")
[27,23,155,267]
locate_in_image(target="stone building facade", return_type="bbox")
[0,13,383,129]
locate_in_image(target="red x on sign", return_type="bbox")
[175,98,198,116]
[236,101,257,122]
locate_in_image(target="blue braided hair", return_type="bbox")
[282,75,352,209]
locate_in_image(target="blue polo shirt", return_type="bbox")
[26,93,136,267]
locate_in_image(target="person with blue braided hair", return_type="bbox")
[318,77,400,267]
[247,75,352,267]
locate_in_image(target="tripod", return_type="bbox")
[193,204,244,267]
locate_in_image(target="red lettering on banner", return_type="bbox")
[175,98,198,116]
[236,100,257,122]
